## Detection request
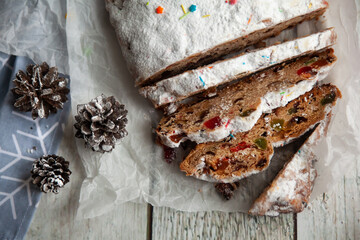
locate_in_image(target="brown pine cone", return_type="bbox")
[11,62,70,119]
[31,155,72,194]
[74,94,128,153]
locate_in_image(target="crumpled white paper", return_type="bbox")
[0,0,69,74]
[68,0,360,218]
[1,0,359,219]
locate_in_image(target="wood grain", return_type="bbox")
[297,157,360,240]
[26,119,360,240]
[26,119,148,240]
[152,207,294,240]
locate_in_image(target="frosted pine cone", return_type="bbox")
[11,62,70,119]
[31,155,71,194]
[74,94,128,153]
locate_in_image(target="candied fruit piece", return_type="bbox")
[297,66,316,78]
[288,107,297,115]
[290,116,308,124]
[304,57,319,66]
[240,109,256,117]
[270,119,285,132]
[230,141,251,153]
[311,59,329,69]
[163,145,176,164]
[254,138,267,150]
[216,157,230,171]
[204,116,222,129]
[321,92,336,105]
[169,133,186,143]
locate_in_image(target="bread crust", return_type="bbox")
[157,49,337,148]
[247,119,330,216]
[105,0,328,86]
[180,84,341,183]
[140,29,337,108]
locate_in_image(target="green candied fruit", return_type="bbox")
[240,109,256,117]
[270,119,285,132]
[254,138,267,150]
[288,107,297,115]
[321,92,336,106]
[304,57,319,66]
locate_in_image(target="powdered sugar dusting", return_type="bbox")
[141,29,336,107]
[106,0,328,84]
[249,137,318,216]
[161,63,334,148]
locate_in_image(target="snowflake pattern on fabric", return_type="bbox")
[0,53,70,240]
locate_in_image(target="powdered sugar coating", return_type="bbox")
[193,121,318,183]
[250,149,313,216]
[249,141,318,216]
[106,0,328,85]
[188,86,337,183]
[249,110,332,215]
[159,63,335,148]
[141,29,336,107]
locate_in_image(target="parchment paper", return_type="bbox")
[68,0,360,218]
[0,0,68,74]
[1,0,359,219]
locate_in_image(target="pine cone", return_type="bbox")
[74,94,128,153]
[31,155,71,194]
[11,62,70,119]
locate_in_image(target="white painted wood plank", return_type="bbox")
[26,119,148,240]
[297,1,360,238]
[297,156,360,240]
[152,207,294,240]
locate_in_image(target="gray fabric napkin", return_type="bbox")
[0,52,71,240]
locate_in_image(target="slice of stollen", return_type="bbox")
[180,84,341,183]
[248,112,332,216]
[248,146,317,216]
[247,123,326,216]
[157,48,337,148]
[215,117,330,201]
[106,0,329,86]
[140,28,337,108]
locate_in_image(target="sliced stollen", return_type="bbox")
[248,114,331,216]
[214,116,330,201]
[248,140,318,216]
[106,0,329,86]
[179,84,341,183]
[140,28,337,108]
[157,49,337,148]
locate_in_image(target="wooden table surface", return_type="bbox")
[27,3,360,240]
[25,114,360,240]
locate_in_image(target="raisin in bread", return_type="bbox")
[249,114,330,216]
[215,117,329,201]
[248,111,332,215]
[248,144,317,216]
[179,84,341,183]
[140,29,336,108]
[157,49,337,148]
[106,0,329,86]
